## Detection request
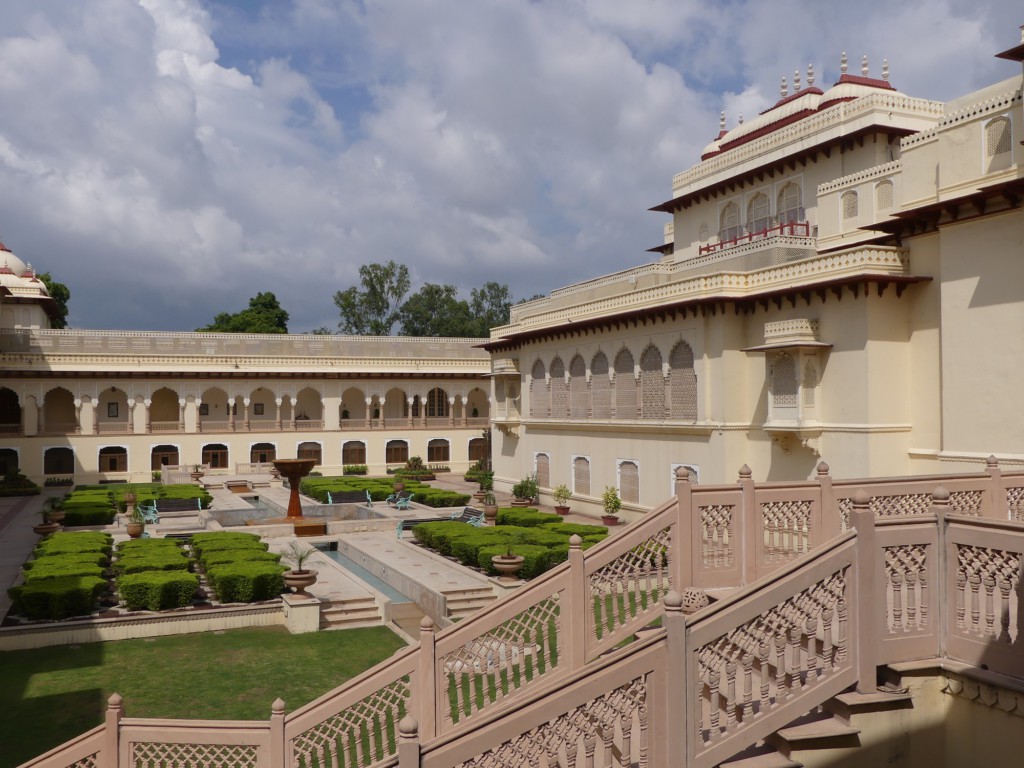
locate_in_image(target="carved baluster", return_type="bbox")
[353,724,365,767]
[837,599,848,663]
[452,670,466,723]
[999,578,1013,642]
[983,575,996,637]
[822,605,834,670]
[602,729,614,765]
[725,660,738,728]
[620,713,632,767]
[546,742,559,768]
[905,570,918,630]
[956,571,967,631]
[766,519,776,559]
[697,673,705,744]
[340,731,353,768]
[327,739,339,768]
[367,714,380,763]
[638,705,649,768]
[891,571,904,633]
[583,733,596,768]
[759,642,770,712]
[709,668,721,740]
[920,569,929,626]
[741,653,754,720]
[774,634,788,702]
[516,638,528,694]
[806,616,819,681]
[969,572,982,634]
[790,626,802,691]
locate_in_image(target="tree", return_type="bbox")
[398,283,475,337]
[38,272,71,329]
[334,261,410,335]
[197,292,289,334]
[469,281,513,336]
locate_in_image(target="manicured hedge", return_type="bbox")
[495,508,562,527]
[410,490,472,508]
[119,571,199,611]
[63,507,116,526]
[117,538,182,553]
[540,523,609,539]
[206,561,286,602]
[21,560,106,583]
[199,549,282,570]
[189,532,266,558]
[7,575,107,619]
[114,551,191,575]
[35,532,112,558]
[23,551,108,569]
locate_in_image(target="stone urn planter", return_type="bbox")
[552,485,571,516]
[601,486,622,528]
[510,498,532,507]
[126,520,145,539]
[283,569,318,595]
[491,554,525,581]
[483,503,499,526]
[33,520,60,536]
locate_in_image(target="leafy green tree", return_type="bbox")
[333,261,410,335]
[197,292,289,334]
[469,281,513,336]
[398,283,475,337]
[38,272,71,329]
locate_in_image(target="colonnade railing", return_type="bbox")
[22,459,1024,768]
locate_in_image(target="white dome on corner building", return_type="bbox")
[0,241,29,278]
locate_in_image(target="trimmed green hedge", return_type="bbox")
[410,490,472,508]
[495,508,562,527]
[23,551,108,569]
[114,552,191,575]
[7,575,106,619]
[199,549,281,569]
[206,561,286,602]
[22,560,106,583]
[189,532,266,558]
[119,571,199,611]
[540,522,609,539]
[63,507,116,526]
[35,532,112,558]
[117,538,182,553]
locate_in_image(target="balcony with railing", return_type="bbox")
[699,218,813,256]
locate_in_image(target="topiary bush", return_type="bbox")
[540,522,609,539]
[114,551,191,575]
[189,532,266,558]
[21,560,106,583]
[199,549,281,570]
[207,561,286,602]
[495,508,561,527]
[35,532,112,558]
[119,571,199,611]
[62,507,116,526]
[7,575,107,619]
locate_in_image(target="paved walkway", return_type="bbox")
[0,491,61,618]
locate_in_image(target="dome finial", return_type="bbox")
[793,68,801,91]
[807,63,815,87]
[840,51,848,75]
[738,113,744,125]
[882,58,889,81]
[719,111,726,131]
[861,53,869,76]
[780,76,788,98]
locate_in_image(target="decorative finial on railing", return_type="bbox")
[852,489,871,508]
[420,615,434,632]
[793,68,801,91]
[738,464,752,480]
[841,51,848,75]
[882,58,889,81]
[107,693,123,709]
[675,466,691,483]
[931,486,950,504]
[569,534,583,550]
[861,54,869,76]
[986,455,998,469]
[780,75,788,98]
[816,460,830,476]
[807,62,815,87]
[272,698,285,715]
[398,715,419,739]
[664,590,683,612]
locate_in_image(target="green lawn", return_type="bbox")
[1,625,407,768]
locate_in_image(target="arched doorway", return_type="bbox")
[99,446,128,473]
[297,441,322,465]
[202,443,229,469]
[250,442,276,463]
[44,447,74,475]
[151,444,179,470]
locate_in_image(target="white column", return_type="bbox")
[143,398,152,434]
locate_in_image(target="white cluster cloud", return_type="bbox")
[0,0,1019,331]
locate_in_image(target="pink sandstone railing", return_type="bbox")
[21,460,1024,768]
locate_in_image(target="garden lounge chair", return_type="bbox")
[386,490,413,509]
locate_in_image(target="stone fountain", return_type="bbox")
[243,458,325,535]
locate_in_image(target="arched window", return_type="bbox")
[427,439,450,463]
[0,448,18,476]
[669,341,698,420]
[569,355,588,418]
[99,446,127,473]
[619,460,640,504]
[202,443,229,468]
[467,437,487,462]
[153,444,181,469]
[535,453,550,489]
[342,441,366,465]
[986,116,1011,157]
[44,447,74,475]
[297,441,322,465]
[0,388,21,432]
[613,349,636,419]
[549,357,567,418]
[530,360,548,417]
[385,440,408,464]
[590,352,611,418]
[639,345,665,419]
[841,191,858,220]
[777,183,803,225]
[426,387,449,418]
[719,202,741,241]
[573,456,591,496]
[875,180,894,211]
[772,353,798,408]
[747,192,770,235]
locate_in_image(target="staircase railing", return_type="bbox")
[20,460,1024,768]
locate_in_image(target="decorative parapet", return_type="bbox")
[671,92,943,194]
[764,319,821,345]
[490,357,520,376]
[818,160,902,195]
[902,86,1023,149]
[502,245,909,335]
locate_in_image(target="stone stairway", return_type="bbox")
[444,585,498,620]
[318,594,383,630]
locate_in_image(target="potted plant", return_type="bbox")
[41,497,66,525]
[491,543,525,581]
[552,484,572,515]
[33,501,61,536]
[122,485,137,512]
[511,474,538,507]
[473,472,494,503]
[482,491,499,525]
[601,486,622,526]
[282,541,318,595]
[126,505,146,539]
[190,464,206,481]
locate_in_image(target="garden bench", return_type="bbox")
[396,506,484,538]
[155,498,205,512]
[386,490,413,509]
[327,490,373,506]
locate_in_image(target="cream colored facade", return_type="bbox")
[487,45,1024,520]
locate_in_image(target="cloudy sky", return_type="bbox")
[0,0,1020,332]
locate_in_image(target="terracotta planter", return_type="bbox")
[190,472,205,482]
[123,493,137,506]
[491,554,525,580]
[601,515,620,527]
[126,521,145,539]
[33,521,60,536]
[554,505,570,516]
[46,510,66,524]
[283,569,318,595]
[472,490,487,503]
[510,498,531,507]
[483,504,499,525]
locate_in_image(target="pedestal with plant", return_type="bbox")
[511,474,539,507]
[601,486,621,526]
[282,541,318,595]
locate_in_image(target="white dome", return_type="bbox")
[0,243,28,277]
